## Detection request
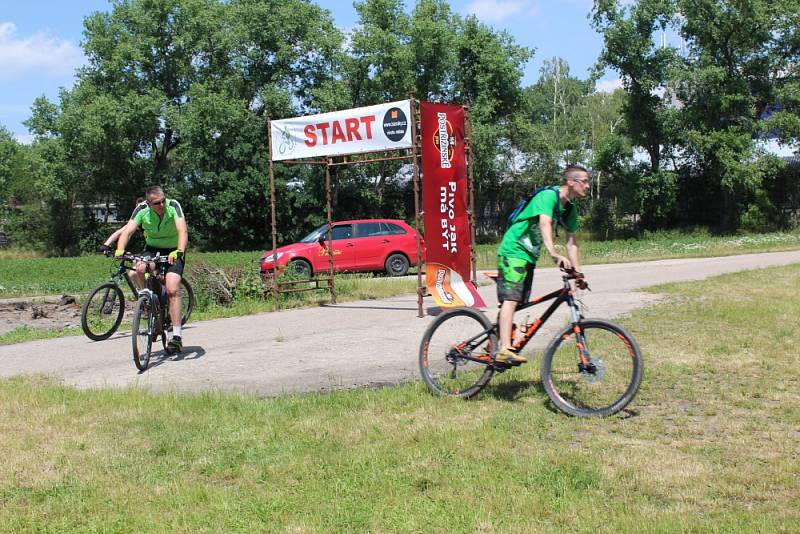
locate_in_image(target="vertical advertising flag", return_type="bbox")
[421,102,485,308]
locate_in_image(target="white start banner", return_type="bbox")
[270,100,413,161]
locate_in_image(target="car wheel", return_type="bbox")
[289,259,313,278]
[385,253,409,276]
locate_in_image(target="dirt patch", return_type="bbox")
[0,297,84,335]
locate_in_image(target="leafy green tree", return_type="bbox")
[592,0,677,174]
[27,0,344,251]
[0,126,17,207]
[451,14,532,231]
[337,1,531,232]
[347,0,414,105]
[582,88,627,200]
[4,130,86,254]
[517,58,594,184]
[672,0,798,230]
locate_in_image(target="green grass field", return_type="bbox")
[0,265,798,531]
[0,251,262,298]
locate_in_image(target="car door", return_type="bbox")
[316,224,357,272]
[353,221,391,270]
[384,221,421,264]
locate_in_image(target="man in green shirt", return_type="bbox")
[116,185,189,353]
[495,165,591,363]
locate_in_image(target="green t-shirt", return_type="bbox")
[131,199,184,249]
[498,187,578,264]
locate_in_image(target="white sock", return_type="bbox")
[172,326,182,337]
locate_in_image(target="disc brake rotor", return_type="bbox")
[580,358,607,384]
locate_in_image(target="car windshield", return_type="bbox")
[299,225,327,243]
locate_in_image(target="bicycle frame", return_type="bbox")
[138,259,172,333]
[109,259,140,298]
[509,276,583,354]
[448,275,585,367]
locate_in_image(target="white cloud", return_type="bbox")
[595,78,623,93]
[758,138,798,158]
[466,0,528,23]
[14,132,34,145]
[0,22,84,81]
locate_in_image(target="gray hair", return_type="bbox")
[145,185,164,198]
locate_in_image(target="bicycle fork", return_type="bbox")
[140,289,162,336]
[567,296,595,372]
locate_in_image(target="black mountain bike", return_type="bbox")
[80,251,193,341]
[419,269,643,417]
[128,253,187,371]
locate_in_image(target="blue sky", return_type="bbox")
[0,0,617,143]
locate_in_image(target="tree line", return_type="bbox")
[0,0,798,256]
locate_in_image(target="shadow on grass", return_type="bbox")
[484,377,642,419]
[485,377,547,401]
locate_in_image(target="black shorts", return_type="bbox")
[142,246,185,277]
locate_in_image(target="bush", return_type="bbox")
[739,189,786,233]
[187,261,268,309]
[583,199,636,240]
[585,199,616,240]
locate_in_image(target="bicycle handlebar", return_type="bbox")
[103,249,168,262]
[123,253,169,262]
[107,251,171,271]
[561,267,589,290]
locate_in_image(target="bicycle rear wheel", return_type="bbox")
[132,295,154,371]
[419,307,496,398]
[80,282,125,341]
[541,319,643,417]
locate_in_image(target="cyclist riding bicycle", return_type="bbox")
[114,185,189,353]
[495,164,591,364]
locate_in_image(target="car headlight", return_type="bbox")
[262,252,284,263]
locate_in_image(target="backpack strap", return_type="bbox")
[507,185,573,232]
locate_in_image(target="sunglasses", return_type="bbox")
[149,198,166,206]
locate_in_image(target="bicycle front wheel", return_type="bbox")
[132,296,154,371]
[80,282,125,341]
[179,278,194,325]
[541,319,643,417]
[419,307,496,399]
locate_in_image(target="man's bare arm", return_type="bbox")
[175,216,188,253]
[539,215,572,270]
[115,218,140,253]
[565,232,581,272]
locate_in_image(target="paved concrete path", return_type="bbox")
[2,250,799,396]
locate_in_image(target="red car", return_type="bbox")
[259,219,426,277]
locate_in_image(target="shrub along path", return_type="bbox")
[1,250,799,395]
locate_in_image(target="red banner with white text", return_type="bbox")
[421,102,485,308]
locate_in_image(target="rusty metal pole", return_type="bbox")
[268,150,280,311]
[465,103,478,284]
[325,157,336,304]
[410,97,424,317]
